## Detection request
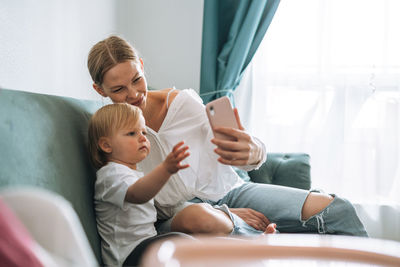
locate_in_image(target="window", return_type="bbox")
[235,0,400,202]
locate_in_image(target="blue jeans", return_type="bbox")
[156,182,368,237]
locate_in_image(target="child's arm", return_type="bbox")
[125,141,190,204]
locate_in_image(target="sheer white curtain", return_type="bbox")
[235,0,400,204]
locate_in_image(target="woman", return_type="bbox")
[87,35,368,238]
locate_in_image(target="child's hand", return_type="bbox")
[162,141,190,174]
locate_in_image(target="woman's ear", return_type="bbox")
[98,137,112,153]
[93,84,107,97]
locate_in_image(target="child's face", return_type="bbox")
[107,115,150,169]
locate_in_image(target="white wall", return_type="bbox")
[0,0,116,100]
[0,0,203,100]
[116,0,203,92]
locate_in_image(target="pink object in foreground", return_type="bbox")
[0,198,43,267]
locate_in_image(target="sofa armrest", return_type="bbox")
[247,153,311,190]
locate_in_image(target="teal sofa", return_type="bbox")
[0,88,311,265]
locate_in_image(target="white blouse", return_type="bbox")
[138,89,266,217]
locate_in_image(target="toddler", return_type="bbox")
[88,103,190,266]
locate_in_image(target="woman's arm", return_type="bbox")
[125,142,189,204]
[211,109,271,229]
[211,108,266,170]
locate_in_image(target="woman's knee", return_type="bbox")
[301,192,334,220]
[171,203,233,234]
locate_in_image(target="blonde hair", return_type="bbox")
[87,35,139,86]
[88,103,142,169]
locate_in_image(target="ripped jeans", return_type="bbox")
[156,182,368,237]
[213,183,368,237]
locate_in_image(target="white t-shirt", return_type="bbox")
[139,89,266,218]
[94,162,157,267]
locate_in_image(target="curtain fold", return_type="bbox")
[200,0,280,103]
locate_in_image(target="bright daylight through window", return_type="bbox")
[235,0,400,202]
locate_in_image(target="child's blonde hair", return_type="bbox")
[88,103,142,170]
[87,35,140,86]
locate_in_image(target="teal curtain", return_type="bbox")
[200,0,280,103]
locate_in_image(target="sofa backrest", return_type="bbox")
[0,88,102,263]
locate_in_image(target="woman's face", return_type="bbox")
[94,60,148,110]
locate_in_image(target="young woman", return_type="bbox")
[87,35,368,238]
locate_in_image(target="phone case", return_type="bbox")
[205,96,239,141]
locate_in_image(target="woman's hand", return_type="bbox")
[229,208,272,231]
[162,141,190,174]
[211,108,262,166]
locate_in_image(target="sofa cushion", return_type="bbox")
[0,89,102,263]
[248,153,311,190]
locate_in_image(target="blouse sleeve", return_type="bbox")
[237,136,267,172]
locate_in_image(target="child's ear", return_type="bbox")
[98,137,112,153]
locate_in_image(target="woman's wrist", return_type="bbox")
[247,137,265,165]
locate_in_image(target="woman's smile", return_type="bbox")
[130,95,144,106]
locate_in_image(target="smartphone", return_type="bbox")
[205,96,239,141]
